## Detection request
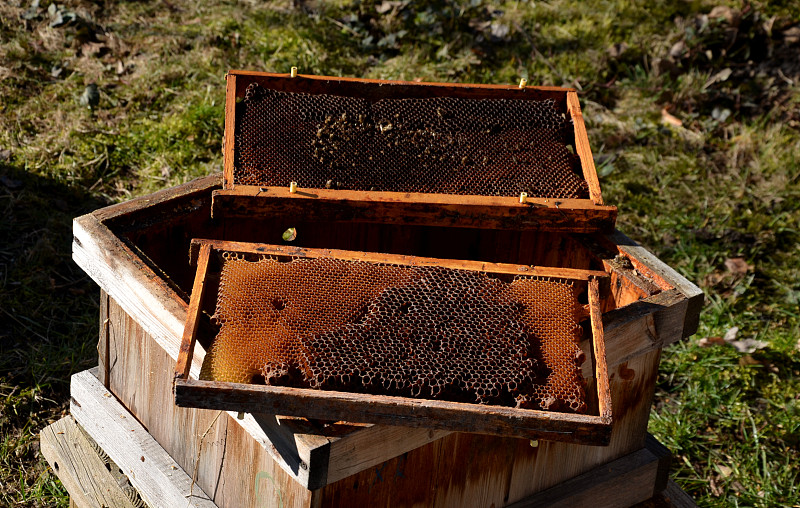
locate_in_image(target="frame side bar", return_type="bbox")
[567,91,604,205]
[588,276,612,421]
[175,243,211,381]
[223,73,237,189]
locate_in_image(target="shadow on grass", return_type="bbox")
[0,161,108,500]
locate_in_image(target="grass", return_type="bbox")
[0,0,798,506]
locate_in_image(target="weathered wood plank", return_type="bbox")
[176,378,611,445]
[188,238,610,282]
[566,91,603,205]
[70,369,217,508]
[40,416,139,508]
[589,277,612,420]
[176,243,212,380]
[506,432,671,508]
[223,74,236,190]
[212,187,617,233]
[227,70,573,103]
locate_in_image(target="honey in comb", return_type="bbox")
[200,255,588,414]
[234,83,588,199]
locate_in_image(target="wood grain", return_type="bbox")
[40,416,139,508]
[505,433,671,508]
[223,74,237,190]
[189,238,610,281]
[70,369,217,508]
[566,91,603,205]
[176,243,212,380]
[211,187,618,234]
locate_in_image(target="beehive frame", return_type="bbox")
[174,239,613,445]
[212,70,618,233]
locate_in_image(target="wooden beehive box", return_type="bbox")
[212,71,617,233]
[72,174,702,507]
[174,240,613,445]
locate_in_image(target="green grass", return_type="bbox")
[1,0,798,506]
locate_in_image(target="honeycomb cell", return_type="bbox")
[199,254,589,414]
[234,84,588,199]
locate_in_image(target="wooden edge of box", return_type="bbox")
[175,245,613,446]
[226,69,575,100]
[223,74,236,190]
[506,433,673,508]
[175,378,611,446]
[599,231,704,340]
[40,415,142,508]
[70,368,217,508]
[566,91,603,206]
[211,186,618,233]
[189,237,610,284]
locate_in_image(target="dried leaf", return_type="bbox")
[709,476,724,497]
[704,68,732,89]
[723,326,739,343]
[661,108,683,127]
[698,336,726,347]
[717,464,733,478]
[730,339,768,354]
[724,257,752,275]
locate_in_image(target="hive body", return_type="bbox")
[201,254,588,414]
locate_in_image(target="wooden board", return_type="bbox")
[211,187,618,233]
[70,368,217,508]
[217,71,617,233]
[505,434,671,508]
[39,416,140,508]
[174,239,613,445]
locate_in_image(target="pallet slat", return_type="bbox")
[70,369,217,508]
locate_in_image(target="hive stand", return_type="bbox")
[55,174,701,507]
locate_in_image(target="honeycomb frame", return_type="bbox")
[211,70,618,234]
[175,239,614,445]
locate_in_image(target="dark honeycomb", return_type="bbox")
[234,83,589,199]
[200,252,588,414]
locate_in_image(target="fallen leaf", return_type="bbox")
[669,40,687,60]
[661,107,683,127]
[723,326,739,343]
[724,257,752,275]
[704,68,732,89]
[698,336,726,347]
[730,339,768,354]
[709,476,723,497]
[717,464,733,478]
[708,6,740,26]
[782,26,800,45]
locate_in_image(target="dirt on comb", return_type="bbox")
[200,254,588,414]
[234,83,589,199]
